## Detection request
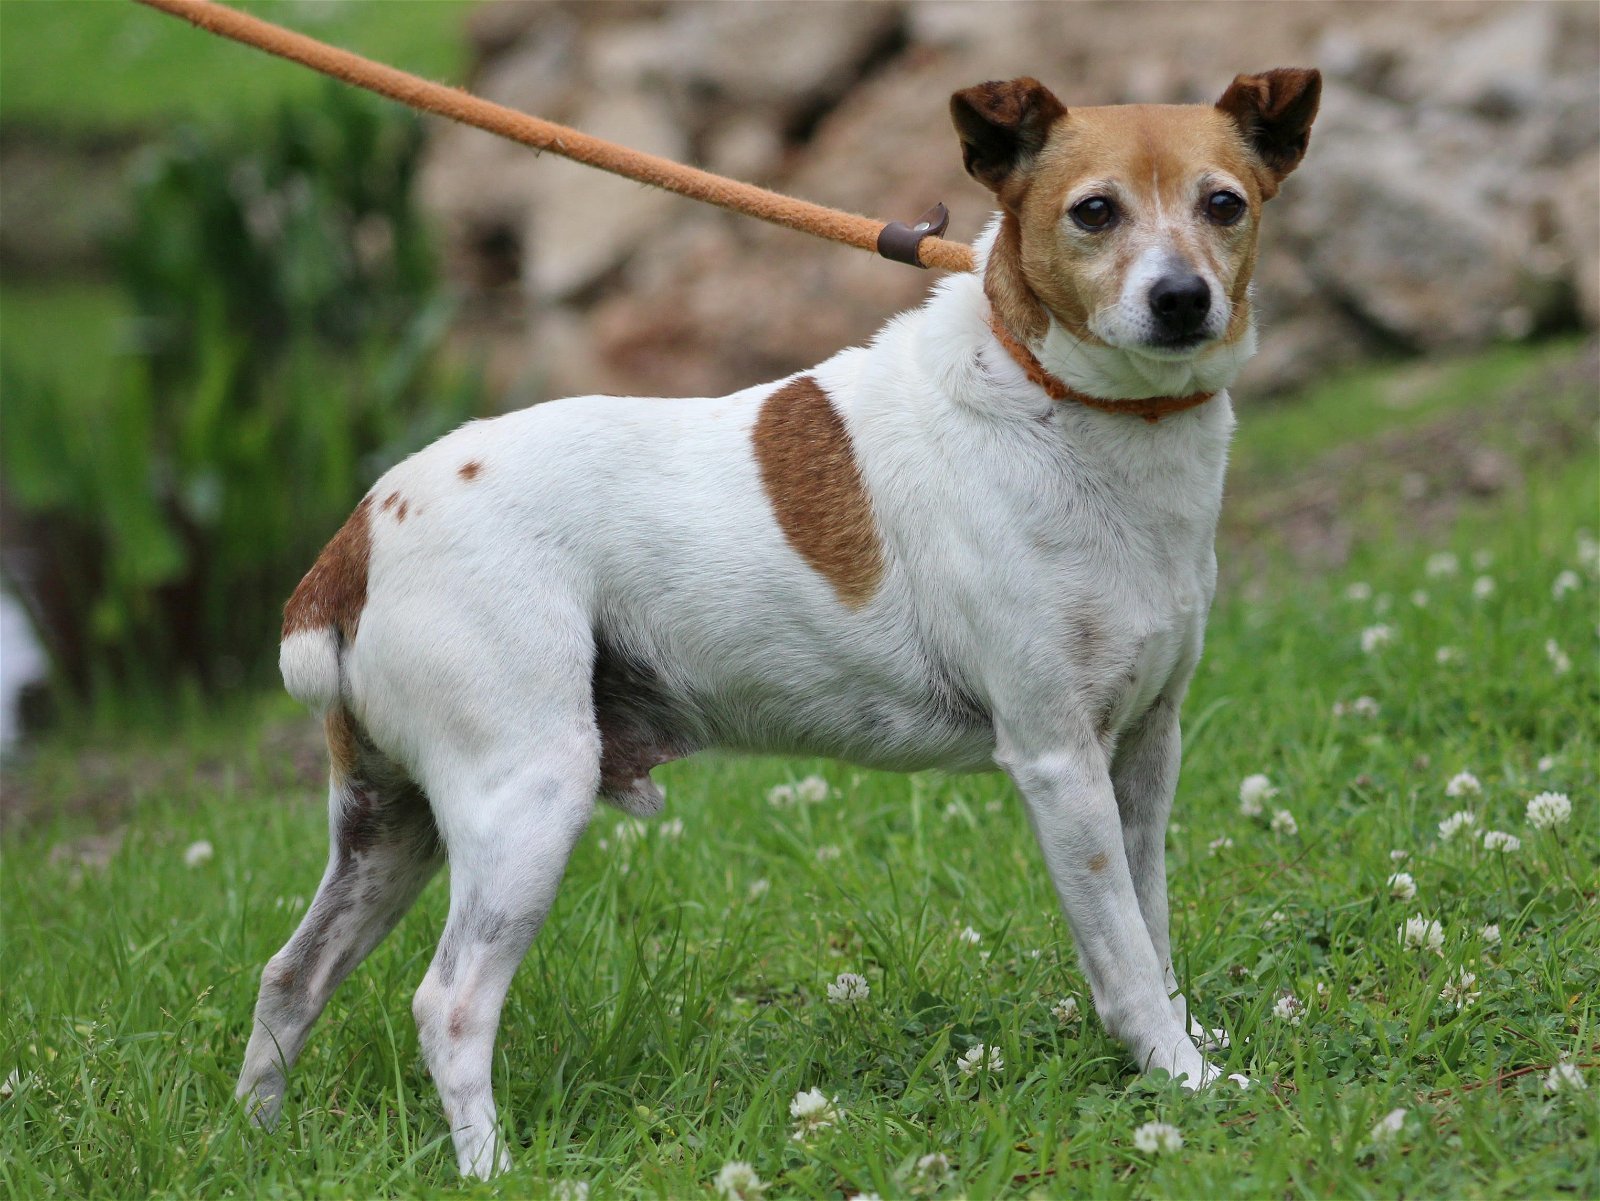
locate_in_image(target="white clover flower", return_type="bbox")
[1439,969,1479,1010]
[1479,923,1501,946]
[748,878,770,900]
[1536,755,1557,773]
[956,925,982,945]
[955,1044,1003,1078]
[1238,773,1278,816]
[715,1161,766,1200]
[658,817,685,841]
[183,840,214,868]
[1390,849,1410,863]
[1545,639,1572,675]
[1273,993,1305,1025]
[616,819,649,846]
[1425,551,1460,578]
[827,972,870,1006]
[1131,1121,1183,1154]
[943,801,963,821]
[1445,772,1482,798]
[550,1181,590,1201]
[1400,915,1445,954]
[1410,590,1430,608]
[789,1087,842,1137]
[1435,646,1461,665]
[1360,624,1395,654]
[1545,1061,1587,1094]
[1345,581,1373,601]
[1481,830,1521,854]
[1526,791,1572,829]
[1578,532,1600,570]
[796,775,830,805]
[1207,835,1235,856]
[767,783,797,808]
[815,845,841,862]
[1270,809,1299,837]
[913,1152,952,1184]
[1333,695,1382,719]
[1387,872,1417,901]
[1051,996,1081,1024]
[1553,570,1581,599]
[1438,810,1477,841]
[1265,910,1288,930]
[984,798,1004,813]
[1472,575,1496,600]
[1370,1107,1408,1146]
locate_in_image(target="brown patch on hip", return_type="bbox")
[752,375,885,609]
[457,459,483,481]
[282,495,374,641]
[1087,851,1110,873]
[325,705,361,779]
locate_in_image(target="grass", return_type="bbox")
[0,0,473,133]
[3,364,1598,1197]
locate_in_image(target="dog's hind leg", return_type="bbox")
[409,730,598,1179]
[236,710,443,1127]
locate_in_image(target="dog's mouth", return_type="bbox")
[1127,331,1215,360]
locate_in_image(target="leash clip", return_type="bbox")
[877,202,950,269]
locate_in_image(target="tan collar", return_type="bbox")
[987,318,1216,423]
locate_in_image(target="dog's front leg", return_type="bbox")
[1111,697,1227,1052]
[999,726,1217,1088]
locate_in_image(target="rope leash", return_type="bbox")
[132,0,1214,423]
[131,0,976,273]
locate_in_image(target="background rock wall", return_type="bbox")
[427,1,1595,404]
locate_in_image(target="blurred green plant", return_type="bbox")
[1,83,480,715]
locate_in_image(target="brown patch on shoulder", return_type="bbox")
[457,459,483,481]
[1087,851,1110,873]
[381,491,400,512]
[395,499,409,523]
[752,376,884,609]
[283,495,373,640]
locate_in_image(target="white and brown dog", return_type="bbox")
[238,69,1320,1177]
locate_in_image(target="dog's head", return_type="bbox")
[951,69,1320,365]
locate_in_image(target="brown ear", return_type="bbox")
[1215,68,1321,195]
[950,77,1066,198]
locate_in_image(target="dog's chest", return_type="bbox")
[1033,422,1226,730]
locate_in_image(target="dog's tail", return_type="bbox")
[280,628,343,713]
[279,495,375,714]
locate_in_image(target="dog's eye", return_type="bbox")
[1069,196,1117,231]
[1205,190,1246,225]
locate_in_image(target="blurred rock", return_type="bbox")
[419,0,1600,403]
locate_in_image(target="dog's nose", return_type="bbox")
[1148,273,1211,340]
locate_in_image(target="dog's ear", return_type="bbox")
[1215,68,1321,195]
[950,77,1066,198]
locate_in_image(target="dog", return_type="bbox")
[237,68,1320,1178]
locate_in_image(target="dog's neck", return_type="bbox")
[977,213,1257,409]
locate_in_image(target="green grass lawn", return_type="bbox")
[0,0,472,133]
[2,378,1597,1197]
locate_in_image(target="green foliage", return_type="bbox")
[2,381,1596,1196]
[0,84,479,709]
[0,0,472,133]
